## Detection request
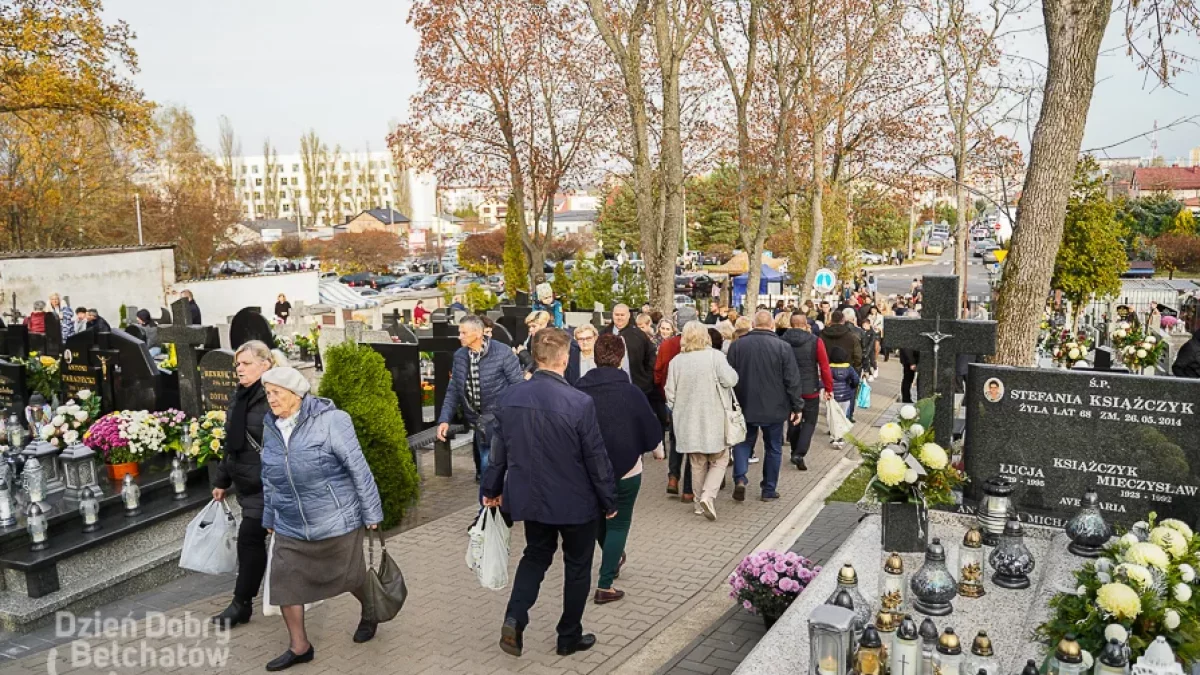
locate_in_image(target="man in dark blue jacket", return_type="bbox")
[438,315,524,482]
[483,328,617,659]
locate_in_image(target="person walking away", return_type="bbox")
[135,310,162,355]
[49,293,74,340]
[899,316,920,403]
[1172,329,1200,378]
[819,310,862,373]
[860,318,879,381]
[608,304,657,399]
[210,340,275,628]
[780,315,833,471]
[437,315,524,483]
[828,346,860,448]
[576,334,663,604]
[774,311,792,336]
[654,323,693,501]
[483,329,617,658]
[258,367,384,671]
[725,311,802,501]
[275,294,292,324]
[181,289,202,324]
[714,320,735,353]
[23,301,47,334]
[665,322,739,519]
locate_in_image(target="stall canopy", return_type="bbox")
[732,264,786,308]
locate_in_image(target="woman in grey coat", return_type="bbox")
[259,367,384,672]
[664,321,739,521]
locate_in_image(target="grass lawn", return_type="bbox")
[826,462,870,504]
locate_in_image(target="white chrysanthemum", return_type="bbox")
[1097,572,1112,584]
[1119,533,1139,549]
[63,430,78,445]
[1104,624,1128,644]
[918,443,948,470]
[908,424,926,438]
[77,389,92,400]
[1114,329,1127,339]
[1136,349,1148,359]
[1077,584,1088,596]
[1165,609,1181,631]
[1146,336,1157,345]
[904,469,919,484]
[1174,583,1192,602]
[877,453,907,487]
[1115,563,1154,590]
[1161,519,1194,541]
[879,423,903,444]
[899,405,917,420]
[1096,583,1141,620]
[39,425,54,440]
[1149,527,1188,559]
[1096,558,1114,573]
[1069,348,1081,360]
[1126,542,1170,570]
[1179,564,1195,583]
[50,415,64,427]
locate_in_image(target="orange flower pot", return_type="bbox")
[107,462,139,482]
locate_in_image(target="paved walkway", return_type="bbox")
[2,362,899,675]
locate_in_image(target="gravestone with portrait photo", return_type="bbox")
[964,363,1200,529]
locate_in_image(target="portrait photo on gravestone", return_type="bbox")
[964,364,1200,529]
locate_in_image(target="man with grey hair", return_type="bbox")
[438,315,524,482]
[725,310,802,501]
[607,304,656,398]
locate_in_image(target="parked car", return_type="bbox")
[410,273,453,290]
[674,294,696,310]
[456,276,489,292]
[972,240,1000,258]
[859,250,886,265]
[339,272,376,287]
[391,273,425,289]
[982,249,1000,265]
[261,257,290,273]
[371,275,402,289]
[213,260,255,276]
[381,285,412,296]
[674,273,714,298]
[357,288,380,297]
[925,241,945,255]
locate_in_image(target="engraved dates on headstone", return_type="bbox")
[0,360,26,413]
[199,349,238,412]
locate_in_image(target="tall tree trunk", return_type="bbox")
[655,58,685,315]
[954,154,968,315]
[802,126,827,296]
[992,0,1112,365]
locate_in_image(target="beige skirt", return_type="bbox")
[270,528,367,606]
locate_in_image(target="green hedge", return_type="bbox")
[318,342,420,529]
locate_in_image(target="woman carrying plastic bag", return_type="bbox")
[179,501,238,576]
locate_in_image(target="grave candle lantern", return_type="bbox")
[0,481,16,527]
[60,441,100,501]
[1065,490,1112,558]
[1048,634,1087,675]
[879,552,906,621]
[854,626,884,675]
[961,631,998,675]
[978,476,1015,546]
[121,474,141,516]
[27,502,48,551]
[80,486,101,533]
[988,517,1035,589]
[827,564,872,634]
[1130,637,1180,675]
[874,609,896,654]
[958,528,986,598]
[919,618,939,675]
[169,458,187,500]
[910,538,957,616]
[1021,660,1041,675]
[21,457,51,512]
[830,589,864,643]
[933,628,963,675]
[889,616,921,675]
[808,604,856,675]
[1094,639,1127,675]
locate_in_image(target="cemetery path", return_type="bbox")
[0,364,902,675]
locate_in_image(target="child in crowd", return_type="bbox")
[828,345,860,448]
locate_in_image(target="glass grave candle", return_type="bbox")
[1048,634,1086,675]
[808,604,856,675]
[961,631,998,675]
[170,458,187,500]
[978,476,1015,546]
[989,518,1035,589]
[919,618,939,675]
[80,486,101,533]
[933,628,962,675]
[827,564,872,633]
[0,481,15,527]
[1094,639,1127,675]
[854,626,884,675]
[1065,490,1112,558]
[874,610,897,654]
[879,552,906,621]
[889,616,921,675]
[27,503,48,551]
[958,528,986,598]
[911,538,957,616]
[121,474,141,517]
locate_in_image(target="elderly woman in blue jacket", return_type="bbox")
[259,367,384,672]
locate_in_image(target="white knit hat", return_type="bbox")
[260,366,311,397]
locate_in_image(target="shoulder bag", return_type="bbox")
[713,351,747,446]
[364,528,409,623]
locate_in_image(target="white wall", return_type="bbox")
[0,246,176,321]
[170,272,320,324]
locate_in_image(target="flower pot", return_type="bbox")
[881,501,929,553]
[107,462,139,482]
[207,461,221,485]
[299,345,310,362]
[760,606,784,630]
[1141,365,1156,376]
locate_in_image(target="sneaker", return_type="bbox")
[748,456,760,464]
[699,499,717,521]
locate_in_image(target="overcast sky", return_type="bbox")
[107,0,1197,162]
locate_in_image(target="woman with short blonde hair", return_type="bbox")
[664,321,739,520]
[774,311,792,336]
[714,320,735,354]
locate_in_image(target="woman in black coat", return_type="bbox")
[210,339,275,627]
[575,334,663,605]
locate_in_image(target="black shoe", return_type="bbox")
[557,634,597,656]
[733,484,746,502]
[500,617,524,657]
[761,492,780,501]
[265,645,314,671]
[791,457,808,471]
[352,619,378,644]
[210,598,252,628]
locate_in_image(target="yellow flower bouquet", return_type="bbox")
[186,410,227,467]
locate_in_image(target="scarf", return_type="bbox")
[225,381,262,455]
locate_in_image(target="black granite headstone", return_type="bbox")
[388,323,418,345]
[368,342,424,434]
[499,305,533,347]
[882,275,997,446]
[106,329,158,412]
[0,360,27,414]
[60,331,101,404]
[229,308,275,351]
[41,313,62,358]
[5,325,29,360]
[489,322,514,347]
[158,299,212,418]
[964,364,1200,529]
[124,324,146,341]
[199,349,237,412]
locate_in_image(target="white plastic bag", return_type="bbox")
[826,398,853,440]
[465,508,510,590]
[179,501,238,575]
[262,534,325,616]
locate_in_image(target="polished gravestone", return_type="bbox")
[158,299,213,418]
[882,275,997,446]
[199,349,237,412]
[229,307,275,351]
[964,364,1200,529]
[0,360,26,414]
[59,329,157,412]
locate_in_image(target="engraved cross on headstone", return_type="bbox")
[882,275,997,446]
[3,293,22,326]
[157,298,211,418]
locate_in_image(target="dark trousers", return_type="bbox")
[596,475,641,588]
[506,520,596,648]
[234,515,269,603]
[666,426,694,494]
[901,367,917,403]
[788,396,822,460]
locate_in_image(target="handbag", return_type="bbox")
[363,528,408,623]
[856,377,872,410]
[713,351,747,446]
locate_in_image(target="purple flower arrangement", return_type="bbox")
[729,550,821,620]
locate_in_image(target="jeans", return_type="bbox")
[233,515,269,603]
[596,474,641,588]
[788,397,821,460]
[506,520,596,648]
[732,423,784,495]
[475,431,492,502]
